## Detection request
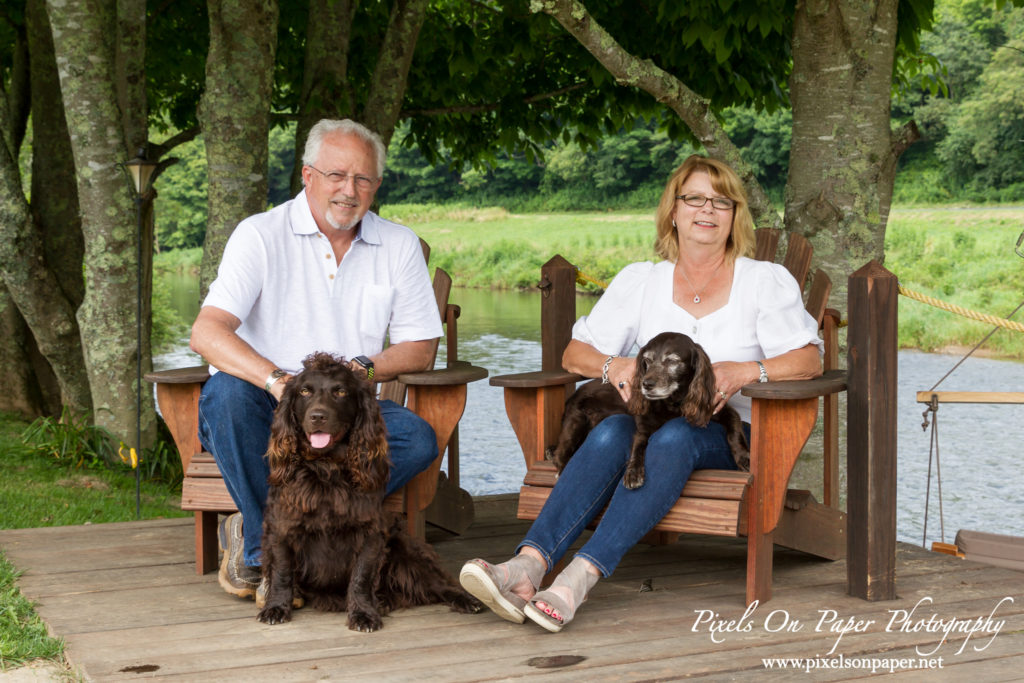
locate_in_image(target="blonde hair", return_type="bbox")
[653,155,755,263]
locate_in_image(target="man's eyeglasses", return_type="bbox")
[676,194,735,210]
[308,165,378,191]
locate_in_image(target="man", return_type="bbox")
[191,118,442,599]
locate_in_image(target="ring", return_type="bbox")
[718,390,727,400]
[618,381,625,388]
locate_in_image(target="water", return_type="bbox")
[156,281,1024,547]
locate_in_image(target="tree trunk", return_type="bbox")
[0,0,92,418]
[531,0,783,230]
[786,0,918,300]
[289,0,358,195]
[47,0,156,445]
[362,0,430,148]
[199,0,279,296]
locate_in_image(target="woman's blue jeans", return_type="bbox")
[197,371,438,567]
[518,414,744,577]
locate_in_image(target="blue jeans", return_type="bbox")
[197,371,438,567]
[518,414,746,577]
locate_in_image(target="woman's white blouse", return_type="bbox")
[571,257,823,423]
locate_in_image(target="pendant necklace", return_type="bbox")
[679,259,723,304]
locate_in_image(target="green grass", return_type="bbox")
[886,207,1024,358]
[379,204,656,291]
[0,551,64,671]
[0,411,187,670]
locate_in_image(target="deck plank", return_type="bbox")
[2,495,1022,680]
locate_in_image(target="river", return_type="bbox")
[155,283,1024,547]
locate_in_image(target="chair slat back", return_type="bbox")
[377,240,452,405]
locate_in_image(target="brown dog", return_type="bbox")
[257,352,481,631]
[546,332,749,488]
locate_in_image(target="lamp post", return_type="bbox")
[123,148,158,519]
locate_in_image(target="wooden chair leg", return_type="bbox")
[196,511,219,575]
[746,515,774,605]
[746,396,819,604]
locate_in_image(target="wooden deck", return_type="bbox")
[2,496,1023,681]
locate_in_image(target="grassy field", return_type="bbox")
[381,203,1024,359]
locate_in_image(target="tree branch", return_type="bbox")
[150,126,200,157]
[530,0,782,230]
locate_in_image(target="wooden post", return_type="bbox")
[540,255,577,373]
[846,261,898,600]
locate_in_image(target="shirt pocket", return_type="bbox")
[358,284,394,349]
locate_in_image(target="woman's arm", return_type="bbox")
[712,343,822,401]
[562,339,637,401]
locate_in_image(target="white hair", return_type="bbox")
[302,119,386,177]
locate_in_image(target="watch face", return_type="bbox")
[354,355,373,369]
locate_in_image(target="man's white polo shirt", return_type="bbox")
[202,190,442,375]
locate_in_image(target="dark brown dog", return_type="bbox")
[546,332,749,488]
[256,352,481,632]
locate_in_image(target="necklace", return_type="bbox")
[678,259,723,304]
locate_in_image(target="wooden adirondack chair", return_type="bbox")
[146,240,486,574]
[490,228,846,605]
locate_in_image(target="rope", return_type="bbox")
[575,270,608,289]
[898,284,1024,333]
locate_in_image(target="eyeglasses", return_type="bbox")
[676,193,735,210]
[307,165,378,191]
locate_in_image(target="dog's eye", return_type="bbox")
[299,387,312,396]
[333,389,347,398]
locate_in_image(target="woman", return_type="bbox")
[460,155,823,632]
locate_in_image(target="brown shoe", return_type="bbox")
[218,513,259,599]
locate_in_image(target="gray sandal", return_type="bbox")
[524,557,599,632]
[459,555,542,624]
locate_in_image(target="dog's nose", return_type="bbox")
[307,409,328,426]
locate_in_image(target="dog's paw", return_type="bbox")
[623,466,646,490]
[348,608,383,633]
[257,604,292,625]
[450,591,484,614]
[735,451,750,472]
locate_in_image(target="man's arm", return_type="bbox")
[190,306,291,400]
[367,339,436,383]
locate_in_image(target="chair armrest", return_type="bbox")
[489,370,584,389]
[398,364,488,386]
[145,365,211,384]
[740,368,847,400]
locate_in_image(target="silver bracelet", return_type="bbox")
[601,355,618,384]
[756,360,769,383]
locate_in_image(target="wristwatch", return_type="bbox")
[353,355,375,382]
[265,368,287,391]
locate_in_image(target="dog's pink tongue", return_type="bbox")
[309,432,331,449]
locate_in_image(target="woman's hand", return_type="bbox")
[710,360,759,413]
[605,356,637,402]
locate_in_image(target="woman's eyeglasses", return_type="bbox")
[676,194,735,210]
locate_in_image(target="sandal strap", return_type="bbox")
[530,557,599,626]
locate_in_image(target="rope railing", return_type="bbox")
[897,284,1024,334]
[575,270,607,290]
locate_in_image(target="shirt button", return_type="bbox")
[325,253,331,259]
[329,274,335,280]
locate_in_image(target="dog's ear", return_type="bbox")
[626,357,648,415]
[683,344,716,427]
[266,375,301,474]
[347,378,390,490]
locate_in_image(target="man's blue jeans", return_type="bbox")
[197,371,438,567]
[517,414,745,577]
